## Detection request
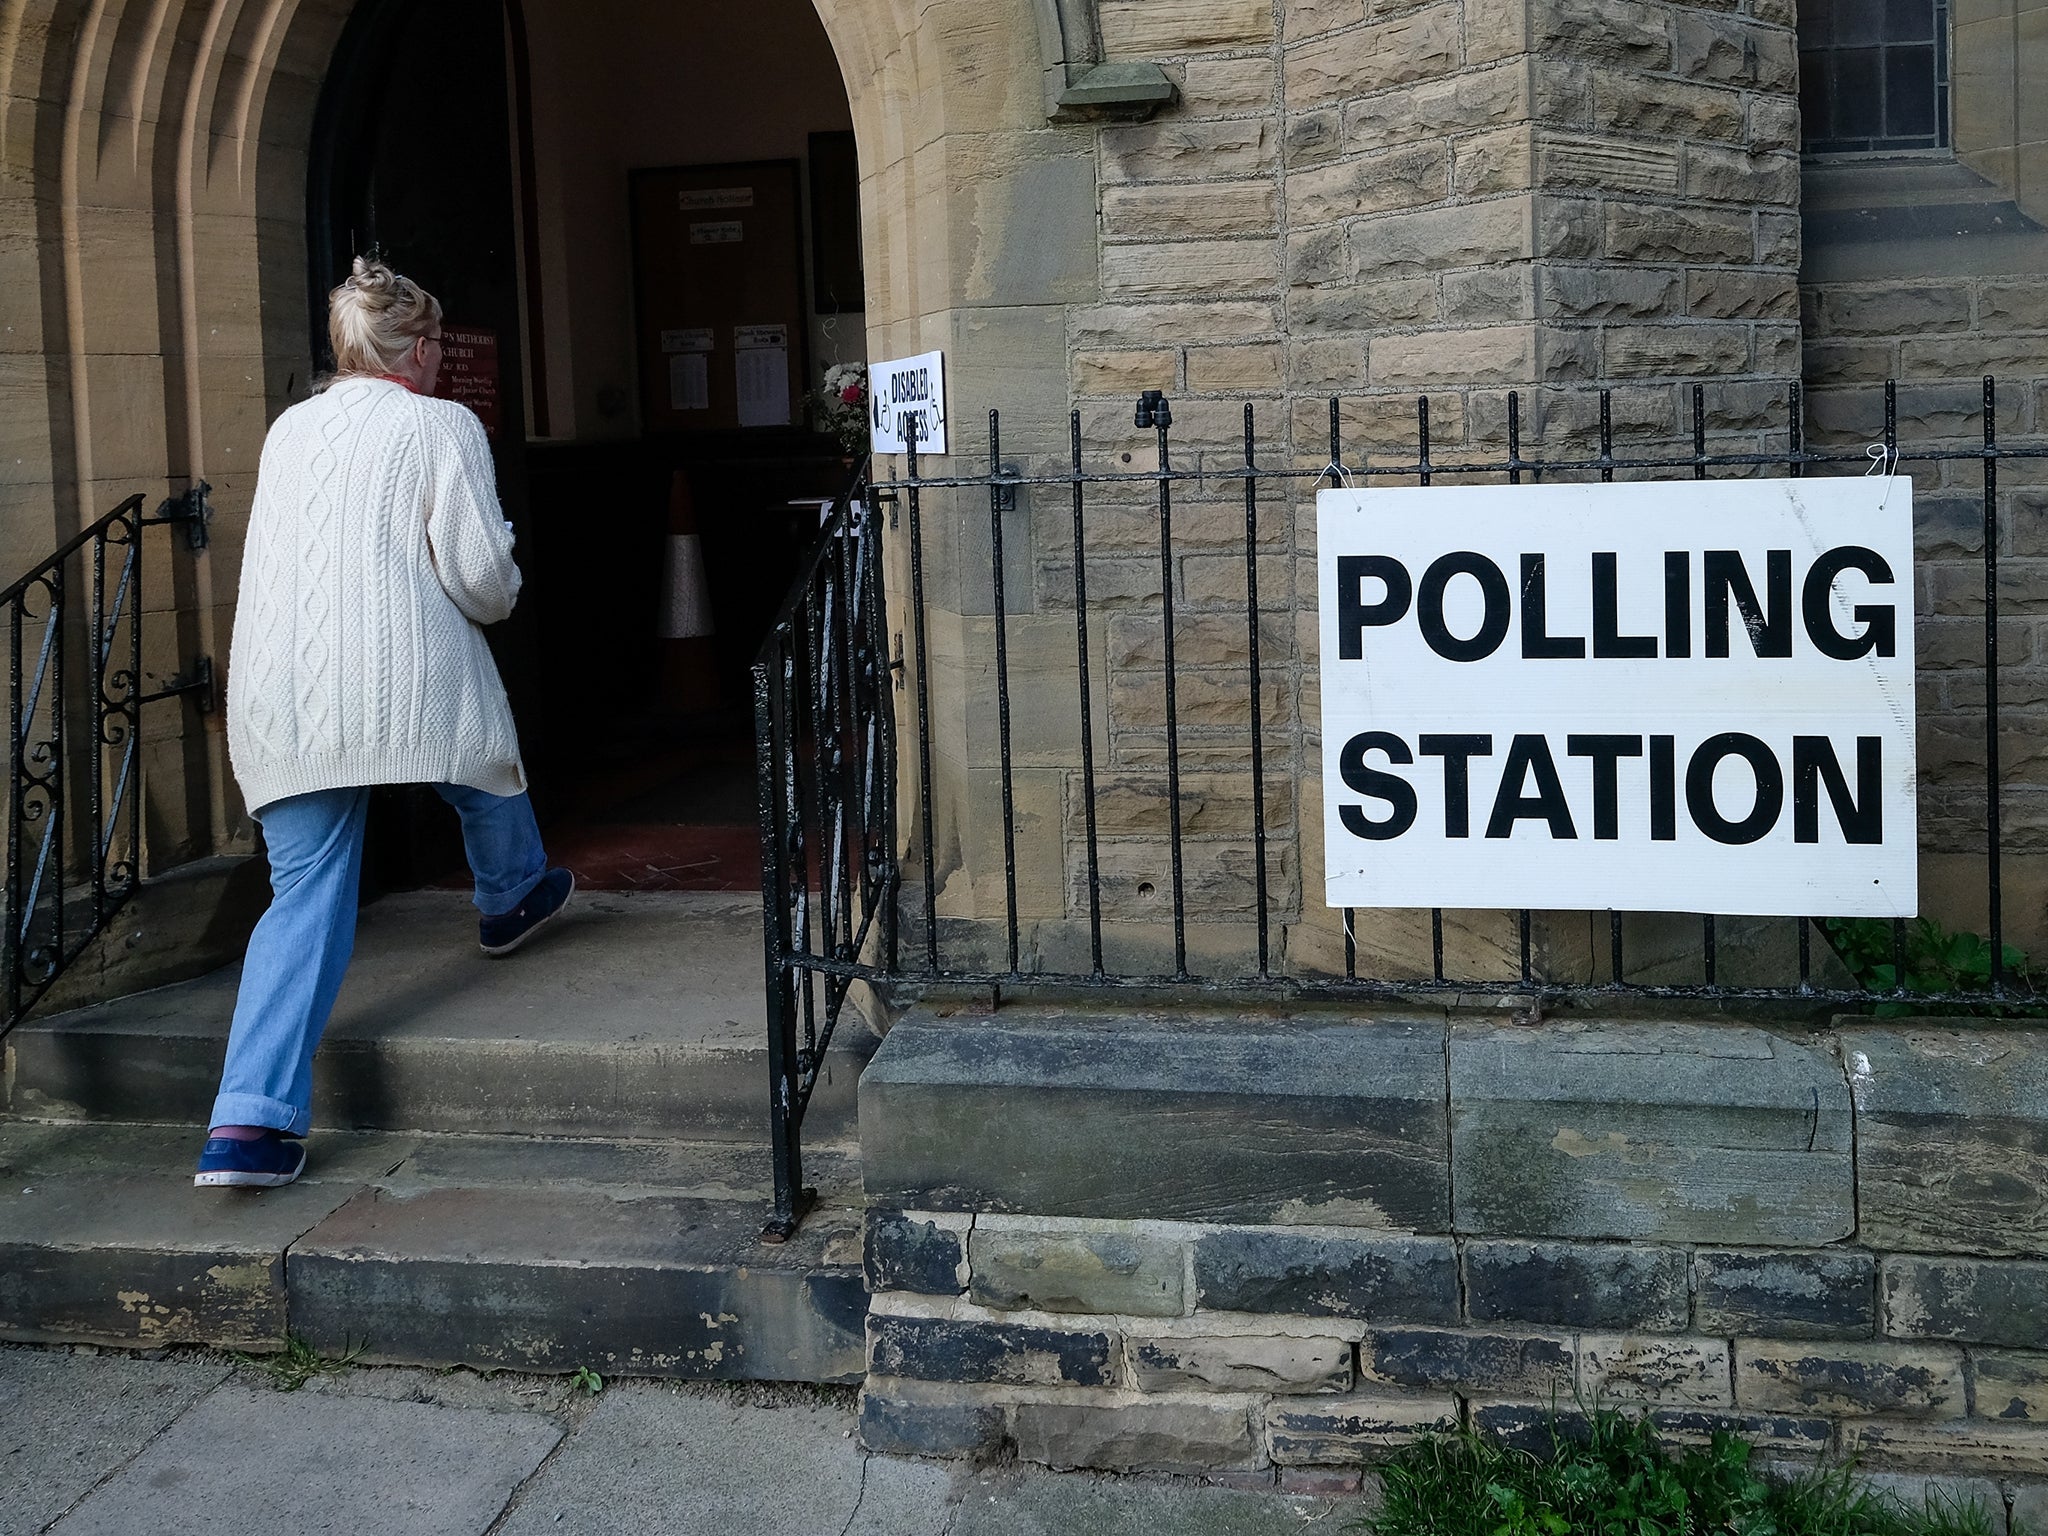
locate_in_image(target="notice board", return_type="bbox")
[631,161,806,433]
[1317,478,1918,918]
[433,324,500,438]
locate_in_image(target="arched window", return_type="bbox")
[1797,0,1949,153]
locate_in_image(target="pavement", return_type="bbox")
[0,1343,1358,1536]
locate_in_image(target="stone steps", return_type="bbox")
[0,888,876,1382]
[4,889,874,1141]
[0,1120,866,1382]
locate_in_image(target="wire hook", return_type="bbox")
[1865,442,1902,508]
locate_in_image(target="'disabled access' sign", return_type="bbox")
[1317,478,1917,917]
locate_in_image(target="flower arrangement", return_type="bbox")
[815,361,870,456]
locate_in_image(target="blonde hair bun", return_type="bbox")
[328,256,442,376]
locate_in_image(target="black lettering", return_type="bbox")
[1705,550,1793,658]
[1485,734,1578,840]
[1418,552,1511,663]
[1802,545,1898,661]
[1686,733,1785,845]
[1339,732,1417,841]
[1336,555,1413,661]
[1650,735,1677,840]
[1520,554,1585,658]
[1793,736,1883,844]
[1593,553,1658,658]
[1420,734,1494,838]
[1568,734,1645,840]
[1665,552,1692,659]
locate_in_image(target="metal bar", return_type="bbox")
[7,598,20,1022]
[988,410,1021,975]
[89,532,106,931]
[1419,397,1444,983]
[754,634,808,1242]
[1071,410,1104,977]
[49,560,62,970]
[1984,375,2005,993]
[1244,403,1270,976]
[1332,396,1356,984]
[904,419,938,969]
[1154,397,1188,979]
[866,485,902,975]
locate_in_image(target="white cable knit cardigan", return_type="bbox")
[227,377,527,816]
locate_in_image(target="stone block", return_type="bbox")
[2014,1483,2048,1530]
[1972,1350,2048,1422]
[1603,204,1755,264]
[1291,279,1437,330]
[1188,343,1283,391]
[1534,0,1671,64]
[1128,1332,1352,1392]
[1267,1391,1458,1464]
[1370,324,1539,387]
[1884,1256,2048,1349]
[866,1313,1118,1387]
[1843,1028,2048,1257]
[1540,135,1680,194]
[1102,240,1278,301]
[1542,265,1681,320]
[1073,349,1178,396]
[1672,11,1797,88]
[1578,1335,1734,1408]
[1849,1472,2005,1520]
[866,1211,969,1296]
[1359,1326,1573,1396]
[1648,1409,1834,1455]
[858,1384,1009,1458]
[1284,4,1462,107]
[1684,146,1800,205]
[1013,1397,1259,1472]
[969,1223,1185,1317]
[1177,55,1278,113]
[1100,0,1275,51]
[1735,1340,1967,1419]
[1193,1230,1459,1321]
[1443,266,1537,324]
[1468,1400,1592,1452]
[1463,1240,1689,1331]
[1449,1021,1856,1245]
[861,1011,1452,1228]
[1694,1250,1876,1340]
[1686,270,1799,321]
[1286,144,1449,223]
[1347,198,1534,276]
[1591,71,1745,140]
[1100,120,1276,184]
[1343,65,1532,148]
[1102,182,1277,240]
[1837,1416,2048,1475]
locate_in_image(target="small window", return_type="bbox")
[1798,0,1949,153]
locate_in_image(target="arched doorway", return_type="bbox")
[303,0,864,896]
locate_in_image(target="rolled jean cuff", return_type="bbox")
[473,867,545,918]
[208,1091,308,1137]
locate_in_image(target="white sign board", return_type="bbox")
[869,351,947,455]
[1317,478,1917,917]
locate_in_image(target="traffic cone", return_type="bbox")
[656,469,720,713]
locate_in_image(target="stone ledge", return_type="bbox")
[860,1009,1450,1228]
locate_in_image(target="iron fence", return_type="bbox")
[756,380,2048,1234]
[0,488,212,1037]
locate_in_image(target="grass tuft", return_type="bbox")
[234,1333,365,1392]
[1363,1410,2011,1536]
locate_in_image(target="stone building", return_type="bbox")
[4,0,2048,1499]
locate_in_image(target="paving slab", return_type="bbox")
[10,891,875,1140]
[494,1382,952,1536]
[46,1380,563,1536]
[0,1349,231,1536]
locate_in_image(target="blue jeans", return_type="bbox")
[209,784,548,1135]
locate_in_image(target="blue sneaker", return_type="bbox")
[194,1131,306,1189]
[479,868,575,957]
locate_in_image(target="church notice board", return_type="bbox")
[630,161,806,432]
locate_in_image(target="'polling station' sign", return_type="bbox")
[1317,478,1917,917]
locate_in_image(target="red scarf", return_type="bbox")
[373,373,419,393]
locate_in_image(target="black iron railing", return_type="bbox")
[755,460,895,1239]
[0,488,213,1037]
[757,381,2047,1233]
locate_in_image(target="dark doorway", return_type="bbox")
[305,0,855,900]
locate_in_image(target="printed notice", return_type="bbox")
[669,352,709,411]
[679,187,754,210]
[661,328,714,354]
[689,221,744,245]
[734,324,790,427]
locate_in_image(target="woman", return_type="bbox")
[195,257,573,1190]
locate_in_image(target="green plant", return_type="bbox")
[1363,1409,2005,1536]
[235,1333,363,1392]
[1818,915,2045,1017]
[570,1365,604,1396]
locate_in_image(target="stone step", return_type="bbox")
[4,890,874,1142]
[0,1120,866,1383]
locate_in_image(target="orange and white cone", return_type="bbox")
[657,469,720,713]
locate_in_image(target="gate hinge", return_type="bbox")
[147,481,212,550]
